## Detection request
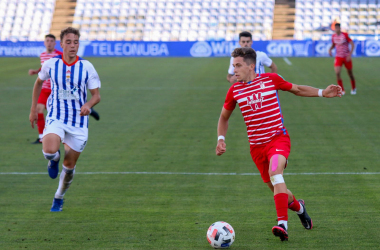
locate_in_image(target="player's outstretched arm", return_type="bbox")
[216,108,233,156]
[29,77,44,128]
[288,84,342,98]
[80,88,101,116]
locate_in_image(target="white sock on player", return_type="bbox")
[54,165,75,199]
[278,220,288,230]
[296,204,304,214]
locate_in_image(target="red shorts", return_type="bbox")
[37,88,51,106]
[334,57,353,70]
[250,133,291,183]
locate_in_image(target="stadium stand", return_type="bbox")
[294,0,380,40]
[0,0,56,41]
[72,0,275,41]
[1,0,379,41]
[50,0,76,38]
[272,0,296,39]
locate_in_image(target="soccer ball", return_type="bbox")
[206,221,235,249]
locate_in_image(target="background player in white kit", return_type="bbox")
[29,27,101,212]
[227,31,277,84]
[28,34,100,144]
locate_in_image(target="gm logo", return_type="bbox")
[315,42,332,56]
[190,42,212,57]
[365,40,380,56]
[267,42,293,56]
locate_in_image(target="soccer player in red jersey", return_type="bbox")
[216,48,342,241]
[328,23,356,95]
[29,34,100,143]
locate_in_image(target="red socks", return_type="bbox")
[37,113,45,135]
[351,79,356,90]
[288,195,301,212]
[274,193,288,222]
[337,79,344,91]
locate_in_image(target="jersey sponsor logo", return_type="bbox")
[58,84,80,100]
[190,42,212,57]
[60,70,80,100]
[247,93,264,111]
[276,149,284,151]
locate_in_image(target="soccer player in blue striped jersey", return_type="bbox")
[29,27,101,212]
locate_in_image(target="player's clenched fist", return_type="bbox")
[323,85,343,98]
[80,104,91,116]
[216,140,226,156]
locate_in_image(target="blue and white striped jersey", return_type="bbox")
[228,51,273,75]
[38,55,101,128]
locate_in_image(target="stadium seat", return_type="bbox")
[295,0,380,39]
[70,0,276,41]
[0,0,55,41]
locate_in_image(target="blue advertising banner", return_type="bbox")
[0,40,379,57]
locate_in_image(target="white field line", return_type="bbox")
[283,57,292,65]
[0,171,379,176]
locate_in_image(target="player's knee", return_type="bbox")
[270,174,285,186]
[62,159,76,169]
[43,150,58,160]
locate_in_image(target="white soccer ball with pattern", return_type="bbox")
[206,221,235,249]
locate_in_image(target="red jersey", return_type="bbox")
[224,73,293,146]
[39,49,62,89]
[332,32,352,58]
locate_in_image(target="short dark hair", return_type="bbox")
[45,34,56,40]
[231,47,256,66]
[335,23,341,27]
[239,31,252,40]
[60,27,80,41]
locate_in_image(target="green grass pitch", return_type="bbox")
[0,57,380,249]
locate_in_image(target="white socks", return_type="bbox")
[296,203,304,215]
[278,220,288,230]
[54,165,75,199]
[42,150,60,161]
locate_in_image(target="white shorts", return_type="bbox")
[43,118,88,152]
